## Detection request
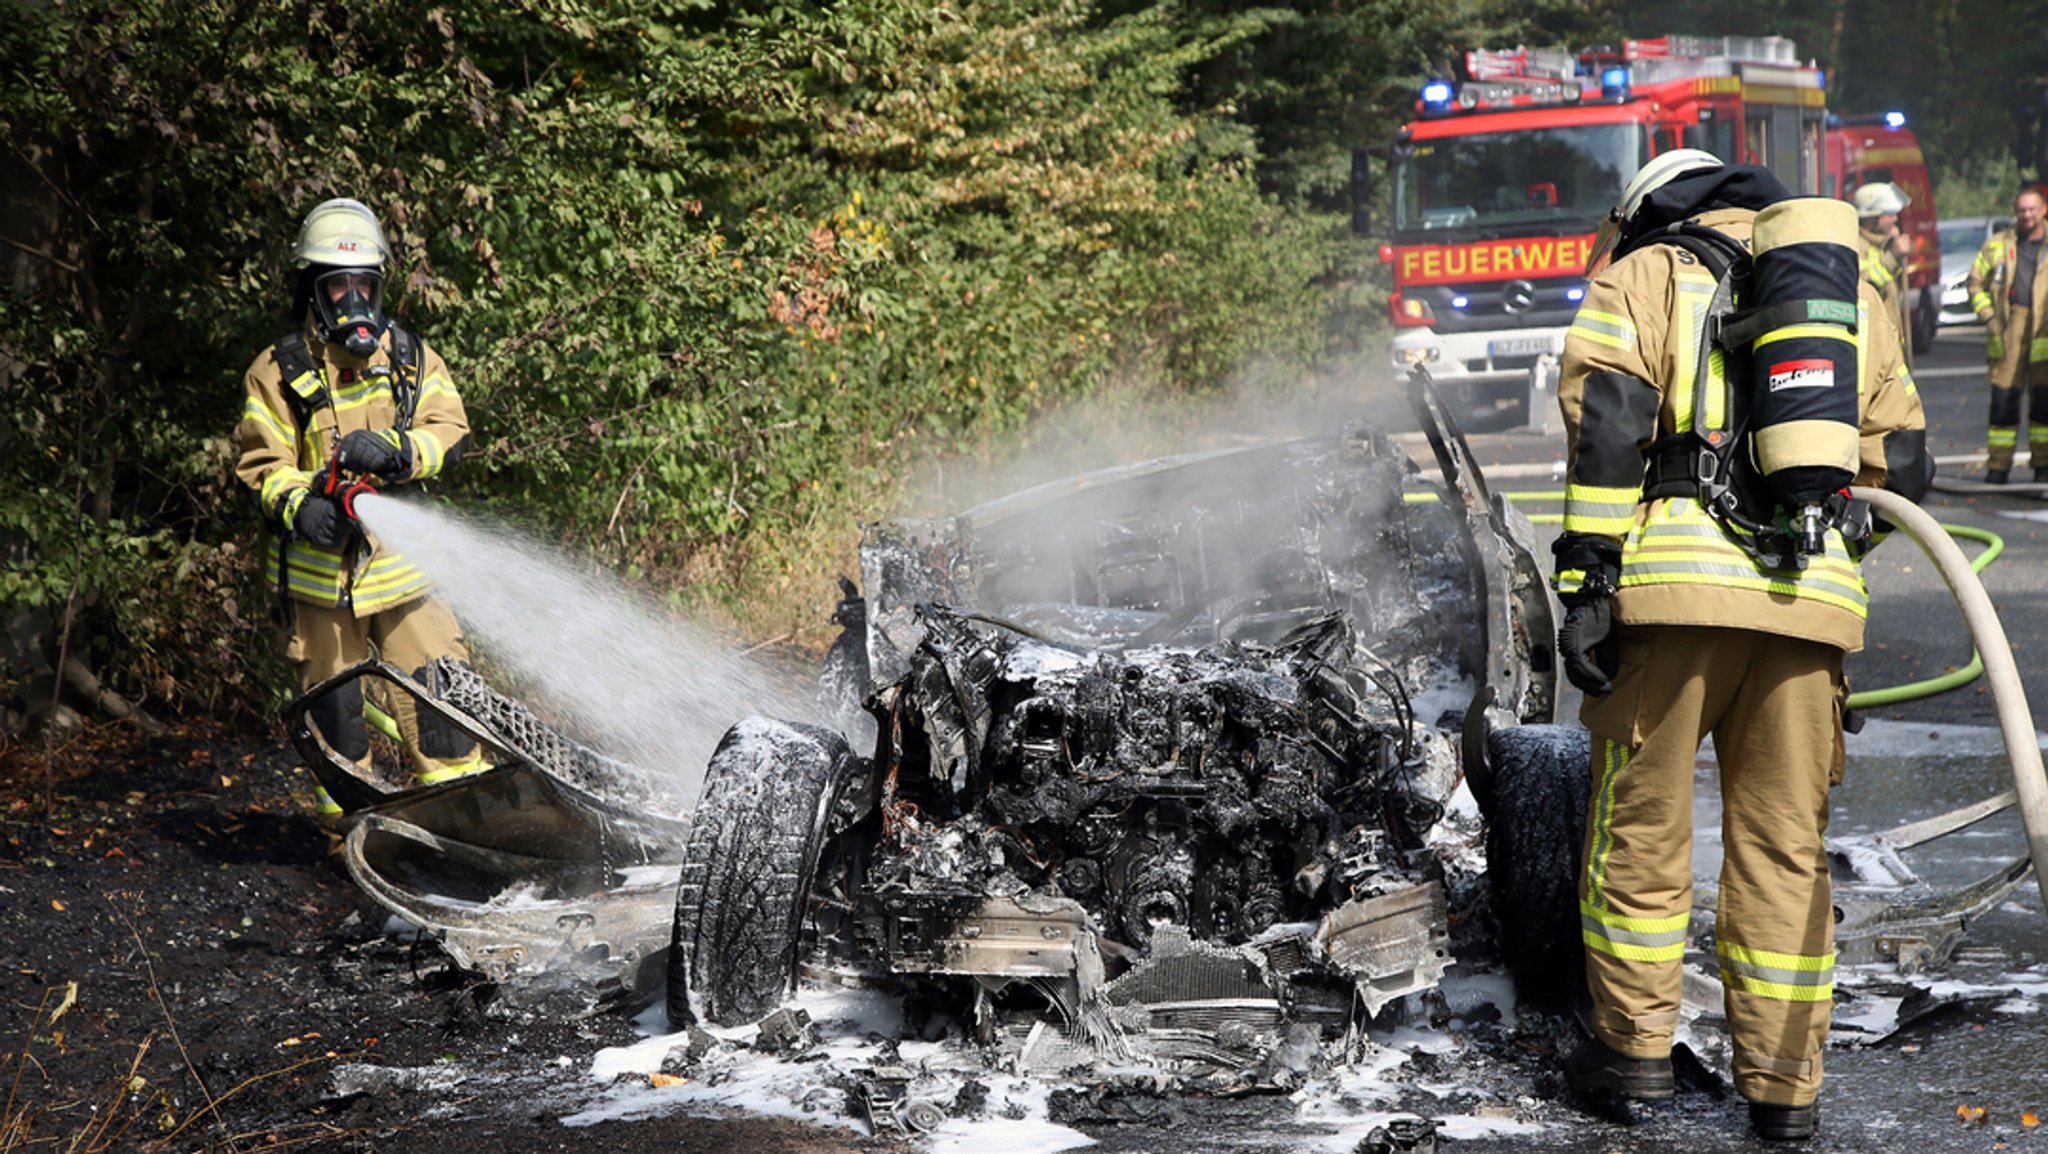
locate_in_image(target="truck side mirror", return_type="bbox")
[1351,149,1374,237]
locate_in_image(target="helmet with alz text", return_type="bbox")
[292,198,390,358]
[1851,181,1910,219]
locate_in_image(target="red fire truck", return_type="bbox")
[1374,35,1828,429]
[1825,112,1939,353]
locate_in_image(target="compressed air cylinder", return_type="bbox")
[1748,197,1863,511]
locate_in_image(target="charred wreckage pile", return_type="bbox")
[292,384,2029,1113]
[294,385,1563,1088]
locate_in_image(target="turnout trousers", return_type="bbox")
[1986,303,2048,470]
[1577,624,1843,1108]
[289,594,487,815]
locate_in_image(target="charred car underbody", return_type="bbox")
[289,381,2031,1098]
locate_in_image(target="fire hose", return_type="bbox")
[1852,485,2048,910]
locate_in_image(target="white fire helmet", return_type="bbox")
[1617,148,1725,224]
[1851,181,1910,218]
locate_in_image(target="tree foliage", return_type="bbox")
[0,0,2032,732]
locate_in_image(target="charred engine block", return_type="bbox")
[863,609,1446,953]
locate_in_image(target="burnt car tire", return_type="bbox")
[1484,723,1591,1011]
[667,718,854,1029]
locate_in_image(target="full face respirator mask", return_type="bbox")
[309,267,388,359]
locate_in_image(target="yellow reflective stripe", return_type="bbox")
[1670,271,1716,432]
[350,565,434,613]
[243,395,295,445]
[417,755,490,785]
[314,786,344,815]
[1564,511,1638,538]
[1988,428,2019,446]
[363,696,400,741]
[1564,483,1640,537]
[1620,507,1869,613]
[1720,940,1835,973]
[1581,901,1690,962]
[2032,336,2048,363]
[408,429,444,476]
[1621,567,1869,614]
[261,467,312,510]
[420,369,456,399]
[1755,323,1852,347]
[283,368,324,403]
[1855,300,1869,396]
[1570,309,1637,350]
[330,382,387,415]
[1718,940,1834,1001]
[1586,738,1626,906]
[1722,972,1833,1001]
[1703,346,1728,430]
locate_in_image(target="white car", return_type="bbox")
[1939,216,2010,326]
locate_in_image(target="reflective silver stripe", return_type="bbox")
[1563,482,1639,537]
[1570,309,1637,350]
[1718,939,1834,1002]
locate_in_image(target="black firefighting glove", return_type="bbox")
[1553,534,1623,696]
[287,488,352,550]
[335,428,413,481]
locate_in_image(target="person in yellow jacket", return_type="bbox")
[1851,181,1911,320]
[1552,151,1933,1142]
[235,198,489,821]
[1968,187,2048,483]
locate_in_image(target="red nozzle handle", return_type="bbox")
[339,478,376,521]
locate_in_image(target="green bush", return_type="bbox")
[0,0,1360,725]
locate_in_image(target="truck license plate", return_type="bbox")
[1489,335,1557,358]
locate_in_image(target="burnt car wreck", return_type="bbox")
[288,381,2030,1102]
[666,400,1558,1079]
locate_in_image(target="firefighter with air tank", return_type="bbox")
[1550,150,1934,1140]
[234,198,489,827]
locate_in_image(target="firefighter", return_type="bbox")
[1552,150,1933,1141]
[1969,187,2048,483]
[235,198,488,824]
[1851,181,1911,319]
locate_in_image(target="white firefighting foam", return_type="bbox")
[348,493,822,807]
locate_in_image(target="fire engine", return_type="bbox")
[1370,35,1828,430]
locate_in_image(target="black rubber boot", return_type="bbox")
[2033,465,2048,485]
[1749,1100,1819,1140]
[1563,1037,1674,1100]
[1986,468,2011,485]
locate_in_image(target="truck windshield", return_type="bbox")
[1394,124,1642,235]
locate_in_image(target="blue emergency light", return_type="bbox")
[1450,294,1470,309]
[1885,110,1907,129]
[1421,80,1455,111]
[1566,286,1586,303]
[1600,66,1630,100]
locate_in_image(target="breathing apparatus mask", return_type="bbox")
[309,267,387,358]
[291,198,392,359]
